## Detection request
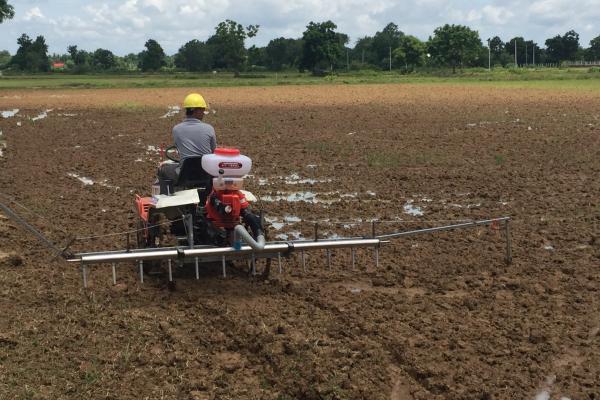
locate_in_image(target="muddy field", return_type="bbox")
[0,84,599,399]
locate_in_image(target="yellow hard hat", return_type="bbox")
[183,93,207,109]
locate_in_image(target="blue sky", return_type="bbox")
[1,0,599,55]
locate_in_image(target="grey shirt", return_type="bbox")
[172,118,217,162]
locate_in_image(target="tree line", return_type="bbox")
[1,18,600,74]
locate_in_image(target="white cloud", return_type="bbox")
[23,7,45,21]
[529,0,571,22]
[482,5,514,25]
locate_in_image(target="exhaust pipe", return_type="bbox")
[234,224,265,250]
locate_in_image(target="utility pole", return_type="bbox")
[514,39,517,67]
[532,43,535,66]
[525,42,528,65]
[389,46,392,71]
[346,48,349,71]
[487,38,491,70]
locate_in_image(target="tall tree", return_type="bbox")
[428,24,482,72]
[488,36,504,55]
[545,30,580,63]
[10,34,49,72]
[67,45,90,72]
[352,36,376,66]
[91,48,116,70]
[371,22,404,68]
[0,50,10,67]
[544,35,562,63]
[206,19,259,71]
[265,37,302,70]
[587,35,600,60]
[247,45,267,68]
[300,20,347,72]
[138,39,166,72]
[561,30,580,61]
[174,39,212,71]
[0,0,14,23]
[393,35,426,70]
[67,45,88,66]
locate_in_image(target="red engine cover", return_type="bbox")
[206,190,248,229]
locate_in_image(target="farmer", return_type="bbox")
[158,92,217,181]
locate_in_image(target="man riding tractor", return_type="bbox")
[158,93,216,182]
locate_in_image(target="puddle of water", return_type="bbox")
[261,191,370,204]
[262,191,317,202]
[146,145,160,153]
[67,172,94,186]
[160,105,180,118]
[271,222,285,230]
[367,191,376,196]
[284,215,301,223]
[543,245,554,251]
[403,200,424,216]
[275,231,302,241]
[448,202,481,209]
[281,173,332,185]
[31,109,53,121]
[1,109,19,118]
[265,217,284,230]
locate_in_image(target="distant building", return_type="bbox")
[52,62,65,70]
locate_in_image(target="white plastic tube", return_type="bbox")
[234,224,265,250]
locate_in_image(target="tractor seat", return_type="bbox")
[175,156,212,192]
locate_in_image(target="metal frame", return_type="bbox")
[72,217,512,288]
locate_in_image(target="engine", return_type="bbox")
[202,148,252,230]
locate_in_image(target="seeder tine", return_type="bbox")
[81,261,88,288]
[278,253,282,274]
[139,260,144,284]
[112,263,117,285]
[374,247,379,269]
[195,257,199,280]
[167,259,173,282]
[222,255,227,278]
[301,250,306,272]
